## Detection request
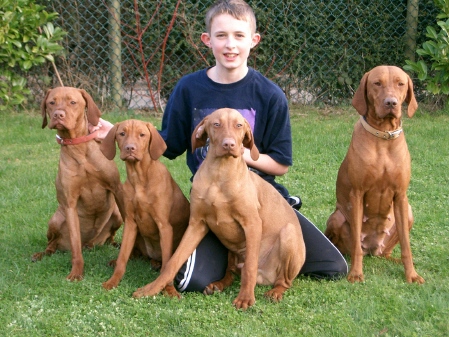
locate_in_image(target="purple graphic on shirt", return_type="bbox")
[192,108,256,172]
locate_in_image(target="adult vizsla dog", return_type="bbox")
[131,108,305,310]
[100,119,190,297]
[33,87,125,281]
[325,66,424,284]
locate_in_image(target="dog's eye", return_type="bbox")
[48,101,55,105]
[374,82,381,86]
[398,82,405,86]
[140,133,145,137]
[236,123,243,128]
[214,123,220,127]
[119,132,125,136]
[70,101,76,105]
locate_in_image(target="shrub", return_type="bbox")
[404,0,449,96]
[0,0,65,110]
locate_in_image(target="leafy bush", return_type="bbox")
[404,0,449,95]
[0,0,65,110]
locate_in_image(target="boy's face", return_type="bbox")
[201,14,260,76]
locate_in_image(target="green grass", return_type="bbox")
[0,108,448,337]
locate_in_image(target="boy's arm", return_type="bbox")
[159,104,190,160]
[247,89,292,177]
[243,149,289,176]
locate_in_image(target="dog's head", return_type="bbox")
[352,65,418,120]
[41,87,101,131]
[191,108,259,161]
[100,119,167,162]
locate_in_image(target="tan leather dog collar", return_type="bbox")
[56,131,98,145]
[360,116,403,140]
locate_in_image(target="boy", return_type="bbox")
[159,0,347,291]
[161,0,299,206]
[93,0,347,292]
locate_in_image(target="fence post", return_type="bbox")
[405,0,419,62]
[109,0,122,108]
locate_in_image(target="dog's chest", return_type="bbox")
[349,140,410,185]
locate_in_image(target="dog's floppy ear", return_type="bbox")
[242,119,259,161]
[100,124,118,160]
[191,116,209,152]
[41,89,52,129]
[146,122,167,160]
[405,74,418,118]
[352,71,370,116]
[79,89,101,126]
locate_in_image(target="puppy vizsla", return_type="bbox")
[33,87,125,281]
[100,119,189,297]
[325,66,424,284]
[131,108,305,309]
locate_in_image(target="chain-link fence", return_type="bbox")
[34,0,437,111]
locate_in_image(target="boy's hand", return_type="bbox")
[88,118,114,141]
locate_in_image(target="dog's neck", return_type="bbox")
[55,118,95,145]
[56,131,97,145]
[124,155,161,187]
[198,153,248,182]
[360,116,403,140]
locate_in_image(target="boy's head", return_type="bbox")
[205,0,257,35]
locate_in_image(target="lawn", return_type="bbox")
[0,106,448,336]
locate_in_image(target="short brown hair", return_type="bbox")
[204,0,257,34]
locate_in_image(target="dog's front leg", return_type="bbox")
[156,219,181,298]
[112,183,127,221]
[65,206,84,281]
[347,191,365,283]
[132,218,209,298]
[394,195,424,284]
[102,216,138,290]
[233,217,262,310]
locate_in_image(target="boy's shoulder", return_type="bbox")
[248,68,285,94]
[178,69,206,84]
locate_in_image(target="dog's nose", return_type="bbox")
[52,110,66,119]
[384,97,398,108]
[222,138,236,150]
[125,144,136,152]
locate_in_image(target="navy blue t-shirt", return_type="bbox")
[160,67,292,178]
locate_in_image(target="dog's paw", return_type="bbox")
[31,252,44,262]
[203,282,224,295]
[66,272,84,282]
[150,259,162,271]
[132,283,162,298]
[406,272,425,284]
[163,285,181,299]
[347,272,364,283]
[107,259,117,267]
[264,289,283,303]
[102,280,118,290]
[232,295,256,310]
[264,285,287,303]
[111,241,121,249]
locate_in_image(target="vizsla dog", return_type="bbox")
[33,87,125,281]
[325,66,424,284]
[100,119,190,297]
[131,108,305,310]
